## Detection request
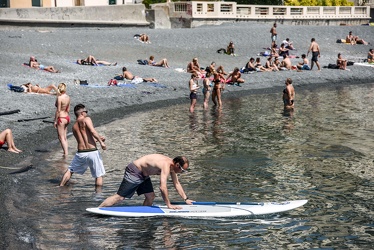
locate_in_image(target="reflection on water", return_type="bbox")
[12,83,374,249]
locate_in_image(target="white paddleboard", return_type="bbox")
[86,200,308,218]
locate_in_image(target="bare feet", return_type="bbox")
[7,148,20,154]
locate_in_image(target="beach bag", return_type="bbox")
[114,75,124,80]
[347,61,354,66]
[9,85,26,92]
[217,48,227,54]
[264,51,270,56]
[336,39,342,43]
[137,59,148,65]
[74,79,88,85]
[107,79,118,86]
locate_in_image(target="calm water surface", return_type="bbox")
[16,83,374,249]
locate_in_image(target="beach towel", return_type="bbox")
[175,68,186,73]
[7,84,26,92]
[337,39,351,44]
[326,64,340,69]
[258,51,270,57]
[73,61,105,66]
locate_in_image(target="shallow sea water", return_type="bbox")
[14,83,374,249]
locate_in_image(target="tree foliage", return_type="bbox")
[142,0,353,8]
[284,0,354,5]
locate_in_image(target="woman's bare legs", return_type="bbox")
[0,129,22,153]
[37,85,57,94]
[203,91,210,109]
[190,98,197,113]
[216,88,222,108]
[44,66,60,73]
[96,60,117,66]
[156,59,169,68]
[56,120,69,157]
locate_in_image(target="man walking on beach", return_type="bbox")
[270,22,277,47]
[99,154,193,210]
[307,38,321,71]
[59,104,106,188]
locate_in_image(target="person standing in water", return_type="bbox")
[59,104,106,188]
[54,83,70,157]
[283,78,295,109]
[189,73,200,113]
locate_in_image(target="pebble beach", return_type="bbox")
[0,22,373,248]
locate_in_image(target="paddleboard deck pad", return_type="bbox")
[86,200,307,217]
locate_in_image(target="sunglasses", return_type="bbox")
[81,110,88,114]
[178,160,187,173]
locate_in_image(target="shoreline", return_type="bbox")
[3,76,374,169]
[0,22,373,247]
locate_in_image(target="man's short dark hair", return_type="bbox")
[74,103,85,117]
[173,156,189,168]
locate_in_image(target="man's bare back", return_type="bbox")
[123,70,134,80]
[309,41,319,52]
[134,154,173,176]
[73,112,106,151]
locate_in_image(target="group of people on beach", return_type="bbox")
[6,38,192,210]
[187,58,246,112]
[3,24,372,212]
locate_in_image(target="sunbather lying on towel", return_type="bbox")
[116,67,157,84]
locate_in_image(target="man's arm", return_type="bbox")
[159,170,182,209]
[170,172,193,205]
[287,87,292,105]
[85,117,106,150]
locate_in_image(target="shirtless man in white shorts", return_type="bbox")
[59,104,106,188]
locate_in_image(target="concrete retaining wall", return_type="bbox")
[0,5,149,27]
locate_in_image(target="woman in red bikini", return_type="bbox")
[0,128,22,153]
[54,83,70,157]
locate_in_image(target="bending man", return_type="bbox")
[99,154,193,210]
